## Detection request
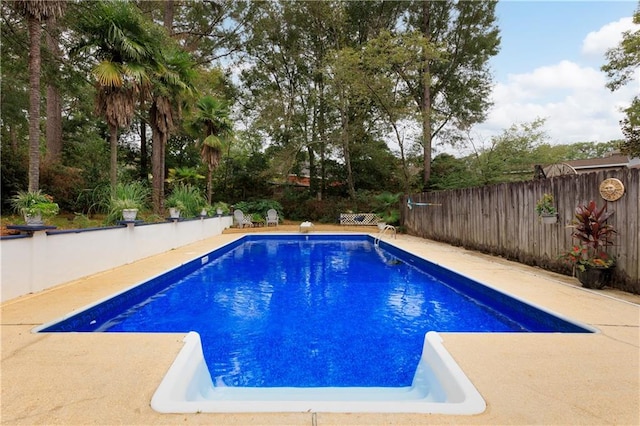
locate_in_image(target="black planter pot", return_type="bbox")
[576,266,613,289]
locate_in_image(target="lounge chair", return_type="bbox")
[234,209,253,228]
[265,209,279,227]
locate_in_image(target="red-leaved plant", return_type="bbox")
[561,201,616,271]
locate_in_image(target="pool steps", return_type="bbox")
[150,331,486,414]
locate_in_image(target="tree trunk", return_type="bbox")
[421,0,432,188]
[161,0,174,183]
[340,97,355,199]
[10,125,18,153]
[140,120,148,181]
[318,75,326,200]
[207,165,213,204]
[308,145,316,198]
[45,16,62,163]
[391,120,410,193]
[45,85,62,163]
[163,0,174,33]
[109,123,118,191]
[27,15,41,192]
[161,2,172,207]
[151,123,164,214]
[160,131,166,209]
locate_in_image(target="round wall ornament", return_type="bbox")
[599,178,625,201]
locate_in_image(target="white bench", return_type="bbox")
[339,213,380,226]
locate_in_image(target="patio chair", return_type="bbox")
[234,209,253,228]
[265,209,279,227]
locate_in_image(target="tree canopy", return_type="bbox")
[0,0,632,219]
[602,2,640,156]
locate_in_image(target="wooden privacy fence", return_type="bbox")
[402,168,639,293]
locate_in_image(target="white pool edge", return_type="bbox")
[150,331,486,414]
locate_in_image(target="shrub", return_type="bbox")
[234,199,283,218]
[166,184,206,217]
[39,162,86,212]
[374,192,402,225]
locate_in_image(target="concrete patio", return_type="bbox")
[1,226,638,425]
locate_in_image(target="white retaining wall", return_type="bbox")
[0,216,233,303]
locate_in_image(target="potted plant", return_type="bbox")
[107,182,149,223]
[165,199,186,219]
[212,201,230,217]
[561,200,616,289]
[535,193,558,224]
[115,200,140,221]
[11,190,60,225]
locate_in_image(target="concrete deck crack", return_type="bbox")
[1,322,40,326]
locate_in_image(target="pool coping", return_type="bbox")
[2,228,639,425]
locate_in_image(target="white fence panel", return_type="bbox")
[0,216,233,303]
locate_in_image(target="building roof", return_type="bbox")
[564,154,638,171]
[542,153,640,177]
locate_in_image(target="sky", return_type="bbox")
[469,0,639,150]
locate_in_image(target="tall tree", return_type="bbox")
[602,3,640,156]
[192,96,233,203]
[148,46,196,213]
[473,119,549,184]
[1,2,30,155]
[239,1,402,199]
[74,0,158,190]
[44,14,63,163]
[137,0,248,66]
[404,0,500,187]
[619,116,640,157]
[349,30,435,193]
[13,0,65,191]
[238,0,499,195]
[238,1,321,193]
[420,0,432,188]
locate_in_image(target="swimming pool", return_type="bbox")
[36,234,593,414]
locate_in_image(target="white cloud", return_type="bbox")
[582,17,637,56]
[472,18,638,148]
[507,61,605,92]
[475,61,635,145]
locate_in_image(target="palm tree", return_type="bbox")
[148,47,196,213]
[74,0,158,190]
[166,167,205,188]
[192,96,233,204]
[14,0,66,192]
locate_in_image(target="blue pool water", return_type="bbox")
[40,235,591,389]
